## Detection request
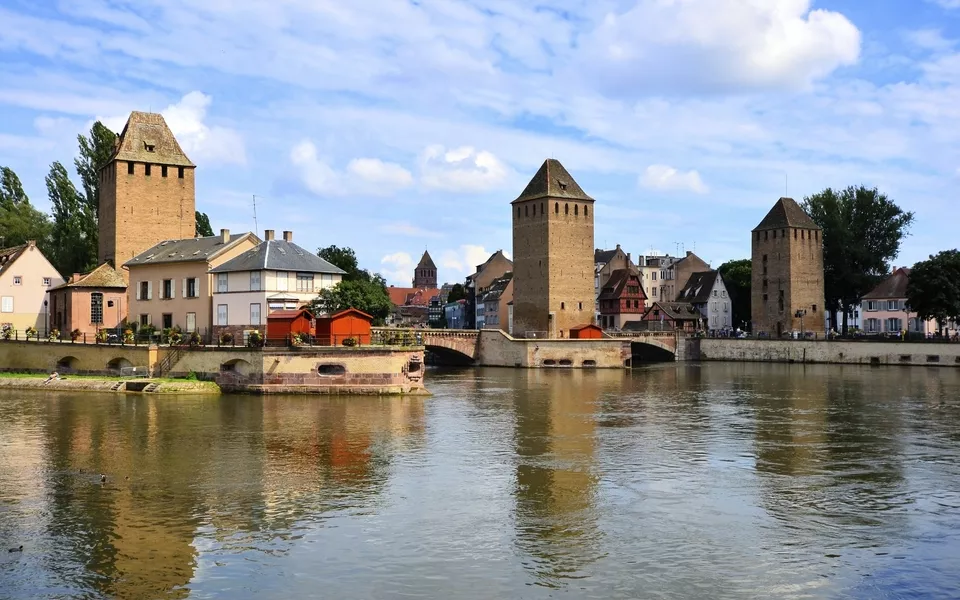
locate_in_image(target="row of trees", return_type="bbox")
[310,245,393,324]
[0,121,214,277]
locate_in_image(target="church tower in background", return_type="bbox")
[412,250,437,289]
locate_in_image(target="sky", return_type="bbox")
[1,0,959,286]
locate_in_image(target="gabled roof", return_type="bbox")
[331,307,373,321]
[209,240,346,274]
[0,243,29,276]
[677,271,720,304]
[51,263,126,290]
[416,250,437,270]
[513,158,594,203]
[106,111,195,168]
[594,247,622,265]
[267,309,315,320]
[387,287,441,306]
[481,273,513,303]
[598,268,646,302]
[862,267,911,300]
[645,301,702,322]
[753,197,820,231]
[125,233,258,267]
[468,250,512,282]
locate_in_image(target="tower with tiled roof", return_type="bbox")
[751,197,825,336]
[511,159,595,338]
[412,250,437,289]
[98,111,196,273]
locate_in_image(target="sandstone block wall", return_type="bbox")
[700,339,960,366]
[752,227,825,336]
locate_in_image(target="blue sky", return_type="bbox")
[1,0,960,285]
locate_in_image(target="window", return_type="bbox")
[91,292,103,324]
[721,290,726,298]
[555,202,559,214]
[525,205,528,217]
[574,204,579,216]
[145,164,152,176]
[724,302,729,312]
[564,203,569,215]
[1,296,12,313]
[13,276,22,286]
[517,207,521,217]
[296,273,314,292]
[178,167,185,179]
[217,304,228,325]
[865,301,878,311]
[865,318,881,333]
[584,206,588,217]
[794,229,797,239]
[250,271,261,291]
[139,314,150,327]
[652,272,657,281]
[578,302,582,310]
[43,277,51,286]
[160,166,167,178]
[660,270,666,279]
[138,281,151,300]
[217,273,228,293]
[812,304,817,313]
[778,290,785,313]
[249,303,261,325]
[764,231,768,241]
[887,300,899,311]
[162,279,174,299]
[162,313,173,329]
[773,229,777,239]
[540,202,544,214]
[128,162,135,175]
[145,143,155,152]
[276,273,288,291]
[186,278,198,298]
[561,302,565,310]
[885,318,902,332]
[713,290,718,297]
[186,312,196,332]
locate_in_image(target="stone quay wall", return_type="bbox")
[476,330,630,368]
[700,339,960,367]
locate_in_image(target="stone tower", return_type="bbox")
[751,197,825,336]
[412,250,437,289]
[512,159,595,338]
[98,111,196,271]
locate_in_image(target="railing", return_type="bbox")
[155,345,184,377]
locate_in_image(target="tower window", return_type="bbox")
[815,231,819,242]
[585,205,588,217]
[574,204,579,216]
[578,302,582,310]
[127,162,134,175]
[178,167,185,179]
[773,229,776,239]
[517,207,521,217]
[782,229,785,237]
[525,205,528,217]
[555,202,559,214]
[162,165,168,177]
[794,229,797,239]
[145,164,152,176]
[764,231,768,241]
[561,302,565,310]
[541,202,544,215]
[564,203,569,215]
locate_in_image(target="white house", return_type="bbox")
[208,230,345,335]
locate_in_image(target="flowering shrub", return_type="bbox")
[247,330,264,348]
[341,337,358,347]
[25,326,38,339]
[70,329,82,341]
[1,324,12,340]
[49,328,60,341]
[219,331,234,345]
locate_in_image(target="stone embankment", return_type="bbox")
[699,338,960,367]
[0,377,219,394]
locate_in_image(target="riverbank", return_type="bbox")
[698,338,960,366]
[0,373,220,394]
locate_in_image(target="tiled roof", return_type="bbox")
[598,268,646,302]
[210,240,346,274]
[645,301,702,322]
[416,250,437,270]
[677,271,720,305]
[753,197,820,231]
[387,287,441,306]
[109,111,195,167]
[481,273,513,303]
[513,159,594,203]
[125,233,257,266]
[862,267,911,300]
[0,243,28,276]
[51,263,127,290]
[594,248,619,264]
[468,250,512,282]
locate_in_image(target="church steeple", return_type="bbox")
[412,250,438,288]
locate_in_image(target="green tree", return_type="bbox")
[447,282,467,303]
[318,245,363,281]
[195,211,214,237]
[1,166,52,250]
[1,166,28,208]
[46,162,96,276]
[801,186,914,334]
[73,121,115,259]
[718,259,751,330]
[906,250,960,335]
[309,276,393,325]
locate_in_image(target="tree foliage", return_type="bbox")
[1,166,28,208]
[906,250,960,333]
[195,211,214,237]
[447,283,467,303]
[318,245,362,281]
[74,121,115,214]
[46,162,97,276]
[309,276,393,325]
[718,259,751,330]
[801,186,914,332]
[1,166,52,250]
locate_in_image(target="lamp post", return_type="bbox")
[794,308,807,339]
[43,299,48,337]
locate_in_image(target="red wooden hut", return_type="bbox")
[570,323,604,339]
[266,309,316,343]
[315,308,373,346]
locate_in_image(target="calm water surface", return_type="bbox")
[2,364,960,599]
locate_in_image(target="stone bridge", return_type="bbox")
[605,331,679,352]
[373,328,480,362]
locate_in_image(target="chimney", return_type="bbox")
[686,250,692,257]
[27,239,36,247]
[220,229,230,244]
[264,229,275,241]
[72,273,81,283]
[616,244,621,250]
[282,230,293,242]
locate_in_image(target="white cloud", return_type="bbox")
[640,165,708,194]
[929,0,960,8]
[439,244,502,281]
[573,0,861,95]
[903,29,955,52]
[380,251,415,285]
[419,145,511,192]
[378,221,442,238]
[291,140,413,196]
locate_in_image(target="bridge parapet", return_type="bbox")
[373,328,481,360]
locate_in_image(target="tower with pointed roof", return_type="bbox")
[98,111,197,272]
[751,197,825,336]
[412,250,437,289]
[512,158,595,338]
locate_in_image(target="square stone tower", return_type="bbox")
[512,159,595,338]
[98,111,196,271]
[751,197,826,336]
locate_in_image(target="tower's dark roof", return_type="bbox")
[753,197,820,231]
[107,111,195,168]
[416,250,437,270]
[513,159,594,203]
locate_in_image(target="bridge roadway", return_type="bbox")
[371,328,685,366]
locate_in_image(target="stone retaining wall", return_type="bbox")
[700,338,960,366]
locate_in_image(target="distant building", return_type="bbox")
[598,268,647,330]
[412,250,438,289]
[751,197,825,336]
[464,250,512,329]
[666,252,710,301]
[444,299,467,329]
[860,266,958,335]
[677,270,731,332]
[49,263,127,337]
[0,241,64,332]
[636,254,677,303]
[641,301,701,333]
[512,159,595,338]
[387,286,439,326]
[428,294,444,327]
[594,245,633,321]
[481,272,514,333]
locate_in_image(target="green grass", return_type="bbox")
[0,372,212,384]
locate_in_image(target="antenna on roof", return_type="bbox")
[253,195,259,232]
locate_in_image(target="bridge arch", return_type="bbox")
[57,356,80,372]
[220,358,253,376]
[424,343,476,366]
[106,357,134,373]
[630,340,675,363]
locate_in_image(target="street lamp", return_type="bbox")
[43,299,48,336]
[794,308,807,339]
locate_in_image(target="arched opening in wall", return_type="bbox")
[57,356,79,372]
[221,358,252,376]
[582,359,597,367]
[106,357,133,373]
[574,205,579,216]
[543,359,557,366]
[407,361,422,373]
[318,363,347,376]
[559,359,573,367]
[565,203,569,215]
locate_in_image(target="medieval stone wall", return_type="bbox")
[751,227,825,335]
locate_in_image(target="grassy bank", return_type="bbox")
[0,372,220,394]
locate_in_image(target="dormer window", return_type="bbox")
[557,180,567,191]
[144,141,156,152]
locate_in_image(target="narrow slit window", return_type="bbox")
[127,162,135,175]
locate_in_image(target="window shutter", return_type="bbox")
[136,282,142,301]
[170,280,175,299]
[147,281,153,300]
[183,278,187,298]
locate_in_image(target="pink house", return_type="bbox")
[860,267,957,336]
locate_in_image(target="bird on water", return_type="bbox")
[100,474,106,483]
[8,545,23,553]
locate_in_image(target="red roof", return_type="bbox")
[331,307,373,320]
[267,309,314,320]
[387,286,441,306]
[570,324,603,332]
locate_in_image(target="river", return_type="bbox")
[2,363,960,599]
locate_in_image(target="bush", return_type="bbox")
[341,337,358,347]
[219,331,234,345]
[95,329,109,343]
[139,324,156,339]
[70,329,82,341]
[185,370,198,381]
[1,324,12,340]
[123,328,134,343]
[48,328,60,341]
[247,330,264,348]
[25,326,38,339]
[189,331,202,347]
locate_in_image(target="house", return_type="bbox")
[481,272,514,332]
[666,251,710,301]
[598,268,647,330]
[0,240,65,332]
[464,249,512,329]
[125,229,260,334]
[444,299,467,329]
[636,254,677,303]
[209,230,345,339]
[594,245,634,319]
[677,271,732,332]
[570,323,603,339]
[266,308,316,343]
[49,263,128,338]
[641,301,702,332]
[860,266,957,335]
[428,294,444,328]
[315,308,373,346]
